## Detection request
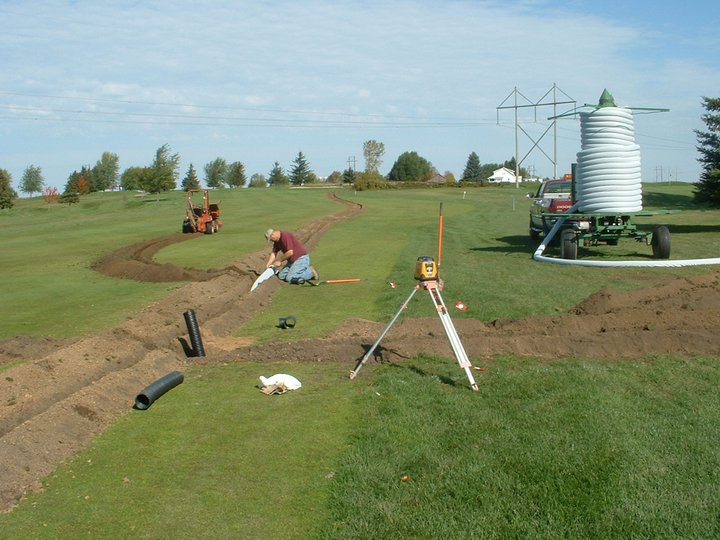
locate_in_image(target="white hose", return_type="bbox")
[533,101,720,267]
[533,203,720,267]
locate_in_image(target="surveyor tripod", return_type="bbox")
[349,276,479,392]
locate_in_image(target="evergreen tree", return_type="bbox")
[59,191,80,205]
[693,97,720,206]
[0,168,17,209]
[64,166,93,195]
[289,152,312,185]
[268,161,289,186]
[342,168,357,184]
[461,152,482,183]
[181,164,201,190]
[226,161,247,188]
[204,158,228,189]
[19,165,44,196]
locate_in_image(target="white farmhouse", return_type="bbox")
[487,167,521,184]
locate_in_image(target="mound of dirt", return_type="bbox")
[1,191,719,512]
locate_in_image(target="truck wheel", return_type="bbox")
[204,222,213,235]
[651,226,671,259]
[561,229,577,260]
[529,219,540,240]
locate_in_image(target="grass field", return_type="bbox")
[1,183,719,538]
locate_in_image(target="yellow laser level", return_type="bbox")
[414,256,438,281]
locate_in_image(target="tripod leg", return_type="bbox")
[350,285,420,380]
[426,282,479,391]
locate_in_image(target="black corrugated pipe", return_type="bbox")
[183,309,206,357]
[134,371,184,410]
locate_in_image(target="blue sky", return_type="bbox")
[2,0,718,191]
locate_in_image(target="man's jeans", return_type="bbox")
[278,254,313,282]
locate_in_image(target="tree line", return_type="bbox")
[4,100,719,209]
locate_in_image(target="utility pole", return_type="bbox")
[497,83,576,187]
[347,156,356,171]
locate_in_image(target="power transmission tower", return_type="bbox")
[347,156,356,171]
[496,83,575,187]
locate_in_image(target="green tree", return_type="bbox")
[461,152,482,183]
[121,166,147,191]
[226,161,247,188]
[694,97,720,206]
[444,171,457,185]
[141,143,179,195]
[326,171,343,184]
[387,151,433,181]
[181,164,201,190]
[248,173,267,188]
[342,168,357,184]
[268,161,289,186]
[19,165,44,196]
[59,191,80,205]
[91,152,119,191]
[289,152,312,185]
[363,139,385,173]
[479,163,499,182]
[204,158,228,189]
[503,157,529,181]
[0,168,17,209]
[64,166,93,195]
[354,171,389,191]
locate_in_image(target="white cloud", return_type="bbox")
[0,0,717,187]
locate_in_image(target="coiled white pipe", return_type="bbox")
[575,107,643,213]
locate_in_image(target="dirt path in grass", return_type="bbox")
[1,191,720,512]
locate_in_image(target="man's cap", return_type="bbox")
[265,228,275,241]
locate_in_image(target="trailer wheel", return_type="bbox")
[561,229,577,260]
[651,225,671,259]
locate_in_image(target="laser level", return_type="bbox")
[350,255,479,392]
[414,256,438,281]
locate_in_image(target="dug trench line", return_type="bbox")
[0,192,364,512]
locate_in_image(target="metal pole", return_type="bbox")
[349,285,420,379]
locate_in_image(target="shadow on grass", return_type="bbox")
[470,235,663,260]
[643,191,696,209]
[470,235,536,255]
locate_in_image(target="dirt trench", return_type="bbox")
[2,192,720,512]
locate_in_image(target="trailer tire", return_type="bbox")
[561,229,578,260]
[651,225,671,259]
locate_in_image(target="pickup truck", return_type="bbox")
[527,178,573,240]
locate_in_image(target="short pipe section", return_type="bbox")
[134,371,185,410]
[183,309,206,357]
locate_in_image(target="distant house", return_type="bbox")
[426,173,447,185]
[488,167,520,184]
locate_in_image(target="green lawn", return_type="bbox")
[1,183,719,538]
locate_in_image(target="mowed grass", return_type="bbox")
[1,183,720,537]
